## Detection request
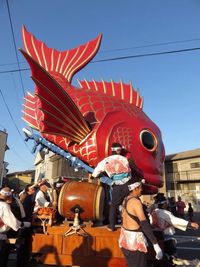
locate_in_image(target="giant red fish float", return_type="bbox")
[20,26,166,267]
[21,26,165,193]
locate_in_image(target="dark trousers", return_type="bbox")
[16,228,32,267]
[164,239,176,256]
[121,247,147,267]
[109,180,132,229]
[0,240,10,267]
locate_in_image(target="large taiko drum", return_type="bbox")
[58,181,105,222]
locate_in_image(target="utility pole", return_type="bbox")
[0,130,8,188]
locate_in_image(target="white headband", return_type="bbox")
[128,179,145,191]
[0,189,13,197]
[111,146,122,151]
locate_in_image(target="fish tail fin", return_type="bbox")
[22,25,102,82]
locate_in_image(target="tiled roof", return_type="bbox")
[165,148,200,161]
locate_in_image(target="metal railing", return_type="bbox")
[167,169,200,182]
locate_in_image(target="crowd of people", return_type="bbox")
[0,178,61,267]
[166,195,194,221]
[0,142,198,267]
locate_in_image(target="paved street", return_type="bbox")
[170,212,200,264]
[176,235,200,261]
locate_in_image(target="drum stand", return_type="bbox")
[37,216,50,235]
[64,206,88,237]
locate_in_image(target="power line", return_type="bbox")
[0,88,31,153]
[10,72,24,111]
[1,36,200,67]
[0,68,29,74]
[100,38,200,54]
[0,46,200,75]
[92,47,200,63]
[6,0,25,96]
[0,61,26,68]
[9,146,34,166]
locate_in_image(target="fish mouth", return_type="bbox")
[142,183,159,195]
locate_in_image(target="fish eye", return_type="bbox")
[140,130,157,151]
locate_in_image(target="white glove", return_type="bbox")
[21,221,31,228]
[153,243,163,260]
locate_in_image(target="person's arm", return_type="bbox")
[91,159,106,178]
[2,203,21,231]
[1,203,31,232]
[159,209,195,231]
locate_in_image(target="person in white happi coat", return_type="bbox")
[91,143,134,231]
[0,187,31,267]
[34,179,52,212]
[150,195,199,261]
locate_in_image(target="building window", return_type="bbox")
[190,162,200,169]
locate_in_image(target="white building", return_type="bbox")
[34,150,88,184]
[165,148,200,211]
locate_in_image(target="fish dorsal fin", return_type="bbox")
[78,79,143,109]
[22,25,102,83]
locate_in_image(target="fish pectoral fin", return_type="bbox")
[20,49,91,143]
[22,92,39,130]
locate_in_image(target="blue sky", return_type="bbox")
[0,0,200,173]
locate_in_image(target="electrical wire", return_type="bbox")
[0,46,200,74]
[92,47,200,63]
[0,61,26,68]
[10,73,24,111]
[8,146,34,166]
[0,88,32,153]
[0,68,29,74]
[5,0,25,96]
[100,37,200,53]
[1,36,200,68]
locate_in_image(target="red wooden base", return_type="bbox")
[32,224,126,266]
